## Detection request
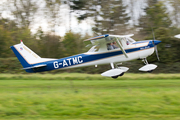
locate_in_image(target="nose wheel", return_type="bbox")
[139,58,157,72]
[111,76,119,79]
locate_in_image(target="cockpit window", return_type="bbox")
[94,45,100,51]
[126,40,130,45]
[126,37,135,43]
[105,37,115,41]
[88,45,100,52]
[125,37,135,45]
[107,41,118,50]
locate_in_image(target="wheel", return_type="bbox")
[111,76,118,79]
[119,72,124,76]
[148,70,153,73]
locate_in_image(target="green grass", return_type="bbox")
[1,73,180,80]
[0,74,180,119]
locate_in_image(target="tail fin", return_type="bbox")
[10,41,56,72]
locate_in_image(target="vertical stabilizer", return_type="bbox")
[10,41,41,68]
[11,41,57,72]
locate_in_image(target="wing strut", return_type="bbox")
[115,38,128,58]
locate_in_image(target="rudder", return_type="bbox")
[10,41,41,72]
[10,41,57,73]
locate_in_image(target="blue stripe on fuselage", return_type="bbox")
[31,41,154,72]
[11,46,34,73]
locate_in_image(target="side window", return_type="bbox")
[94,45,100,52]
[126,37,135,45]
[119,38,129,46]
[107,41,118,50]
[126,40,130,45]
[107,43,113,50]
[88,45,100,52]
[118,38,124,47]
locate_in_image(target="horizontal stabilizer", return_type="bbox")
[23,64,47,70]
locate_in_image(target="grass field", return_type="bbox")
[0,73,180,120]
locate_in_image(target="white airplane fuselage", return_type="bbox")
[10,36,161,74]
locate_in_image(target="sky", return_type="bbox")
[0,0,148,36]
[31,0,148,36]
[0,0,176,36]
[0,0,93,36]
[30,4,93,36]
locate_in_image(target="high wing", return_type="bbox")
[84,34,136,58]
[84,34,109,47]
[84,34,109,42]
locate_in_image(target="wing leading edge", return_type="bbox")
[84,34,109,41]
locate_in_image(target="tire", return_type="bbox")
[119,72,124,76]
[111,76,118,79]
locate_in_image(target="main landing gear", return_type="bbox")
[111,72,125,79]
[101,62,129,79]
[101,58,157,78]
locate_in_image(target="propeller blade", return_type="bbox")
[154,45,160,61]
[152,29,155,41]
[151,27,160,61]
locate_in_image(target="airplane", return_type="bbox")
[10,34,161,78]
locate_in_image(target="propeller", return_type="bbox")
[151,27,160,61]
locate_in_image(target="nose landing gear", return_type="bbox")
[139,58,157,72]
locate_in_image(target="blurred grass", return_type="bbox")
[0,73,180,119]
[0,73,180,80]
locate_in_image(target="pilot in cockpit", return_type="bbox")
[107,43,113,50]
[107,42,118,50]
[112,42,118,49]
